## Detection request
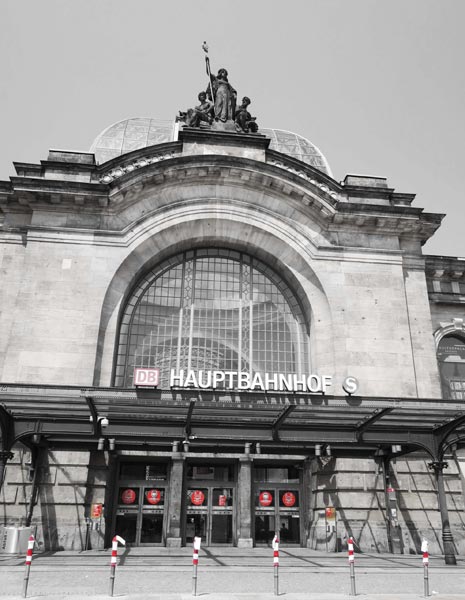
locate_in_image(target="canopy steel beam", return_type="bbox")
[272,405,295,441]
[85,396,99,437]
[184,399,196,439]
[356,407,394,441]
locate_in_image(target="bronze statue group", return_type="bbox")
[181,67,259,134]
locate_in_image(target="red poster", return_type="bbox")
[282,492,296,507]
[259,491,273,507]
[218,495,227,506]
[90,503,103,519]
[121,489,136,505]
[325,506,336,519]
[145,489,161,505]
[191,490,205,506]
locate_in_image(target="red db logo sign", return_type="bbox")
[145,489,161,505]
[259,491,273,506]
[191,490,205,506]
[134,368,160,387]
[282,492,296,507]
[121,489,136,505]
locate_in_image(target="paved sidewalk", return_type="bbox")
[0,548,464,599]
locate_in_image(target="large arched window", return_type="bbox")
[437,335,465,399]
[114,248,310,388]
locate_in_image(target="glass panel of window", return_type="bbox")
[119,462,167,481]
[253,466,300,483]
[437,335,465,399]
[187,464,234,481]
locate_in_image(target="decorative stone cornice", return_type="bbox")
[0,136,445,247]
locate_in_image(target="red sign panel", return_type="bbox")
[325,506,336,519]
[145,489,161,505]
[218,495,227,506]
[121,488,136,505]
[191,490,205,506]
[259,491,273,507]
[134,368,160,387]
[90,503,103,519]
[282,491,296,507]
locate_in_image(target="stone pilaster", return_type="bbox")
[237,457,253,547]
[166,455,184,547]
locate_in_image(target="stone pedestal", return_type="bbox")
[166,455,184,547]
[237,456,253,547]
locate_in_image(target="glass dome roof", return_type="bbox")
[90,118,332,177]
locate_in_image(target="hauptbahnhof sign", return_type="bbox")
[134,368,359,395]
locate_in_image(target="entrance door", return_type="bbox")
[184,464,235,546]
[253,465,302,546]
[114,462,167,546]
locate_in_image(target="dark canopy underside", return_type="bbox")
[1,384,465,461]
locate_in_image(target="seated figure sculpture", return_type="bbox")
[185,92,214,127]
[235,97,258,133]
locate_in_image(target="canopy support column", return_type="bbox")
[429,460,456,565]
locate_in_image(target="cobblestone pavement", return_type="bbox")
[0,548,464,599]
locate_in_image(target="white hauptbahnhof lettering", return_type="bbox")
[169,369,358,394]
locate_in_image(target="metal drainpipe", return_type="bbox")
[0,450,14,494]
[451,447,465,509]
[25,446,41,527]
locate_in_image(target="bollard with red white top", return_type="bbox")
[22,534,35,598]
[272,533,279,596]
[109,535,125,597]
[192,536,201,596]
[348,536,356,596]
[421,539,430,597]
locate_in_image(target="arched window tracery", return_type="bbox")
[114,248,310,388]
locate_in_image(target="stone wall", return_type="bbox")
[1,448,108,552]
[309,455,465,554]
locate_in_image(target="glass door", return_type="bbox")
[185,464,235,546]
[253,465,302,546]
[114,461,168,546]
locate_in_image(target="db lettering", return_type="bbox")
[134,368,160,387]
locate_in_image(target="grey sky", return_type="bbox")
[1,0,464,256]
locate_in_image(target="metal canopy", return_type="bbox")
[1,384,465,460]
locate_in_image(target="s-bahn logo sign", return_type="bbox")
[134,367,358,395]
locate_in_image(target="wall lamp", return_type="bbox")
[89,416,109,428]
[97,437,115,451]
[315,444,331,457]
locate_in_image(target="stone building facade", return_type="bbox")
[1,118,465,556]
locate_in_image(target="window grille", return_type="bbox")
[114,249,309,388]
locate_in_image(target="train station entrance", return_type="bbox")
[114,461,168,545]
[253,465,302,545]
[184,463,235,546]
